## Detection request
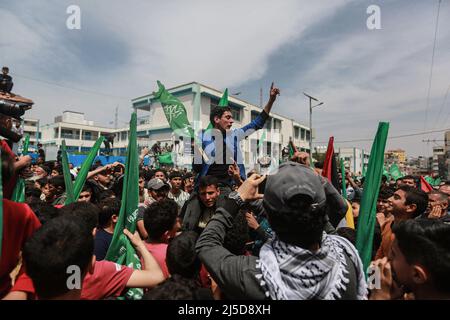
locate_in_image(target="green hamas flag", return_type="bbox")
[389,163,403,181]
[158,152,173,165]
[356,122,389,276]
[61,140,75,204]
[153,81,195,139]
[11,134,31,203]
[105,113,142,300]
[340,158,347,199]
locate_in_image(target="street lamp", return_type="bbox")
[303,92,324,164]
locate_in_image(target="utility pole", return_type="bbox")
[303,93,324,165]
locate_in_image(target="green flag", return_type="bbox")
[105,113,142,300]
[382,166,390,180]
[22,134,30,155]
[340,158,347,199]
[389,163,403,181]
[356,122,390,276]
[153,81,195,138]
[158,152,173,165]
[61,140,75,204]
[69,136,105,204]
[362,163,367,177]
[258,130,267,149]
[11,134,31,202]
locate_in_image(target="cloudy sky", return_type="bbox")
[1,0,449,157]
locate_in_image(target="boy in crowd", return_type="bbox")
[168,171,190,209]
[9,201,165,300]
[181,175,222,234]
[142,199,179,279]
[375,185,428,260]
[94,198,120,261]
[370,219,450,300]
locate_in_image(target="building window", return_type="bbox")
[301,128,305,140]
[294,127,300,139]
[273,119,282,130]
[121,131,128,141]
[305,130,310,141]
[83,131,93,141]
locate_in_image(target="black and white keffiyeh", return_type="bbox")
[257,233,368,300]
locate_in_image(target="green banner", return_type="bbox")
[389,163,403,181]
[61,140,75,204]
[153,81,195,139]
[67,136,105,204]
[356,122,390,276]
[158,152,173,165]
[105,113,142,300]
[22,134,30,155]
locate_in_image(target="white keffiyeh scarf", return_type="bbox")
[257,233,368,300]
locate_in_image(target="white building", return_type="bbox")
[23,118,40,149]
[40,111,117,154]
[131,81,311,168]
[338,147,370,175]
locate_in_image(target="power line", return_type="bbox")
[423,0,442,133]
[315,127,450,144]
[11,73,132,100]
[432,84,450,129]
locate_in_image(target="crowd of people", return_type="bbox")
[1,82,450,301]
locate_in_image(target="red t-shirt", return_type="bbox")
[142,242,170,279]
[0,199,41,299]
[11,260,134,300]
[0,140,18,200]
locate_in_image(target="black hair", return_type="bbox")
[36,177,48,188]
[378,186,396,200]
[169,171,183,180]
[264,193,327,248]
[81,184,93,194]
[59,201,100,231]
[166,231,201,278]
[2,66,9,72]
[209,105,232,125]
[183,172,194,181]
[336,227,357,245]
[23,215,94,299]
[96,189,116,203]
[143,199,178,241]
[153,169,167,180]
[48,175,65,190]
[97,197,121,229]
[28,200,59,225]
[199,175,219,189]
[39,165,51,175]
[398,185,428,218]
[142,275,206,300]
[314,161,324,169]
[223,212,250,255]
[25,186,42,200]
[392,219,450,294]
